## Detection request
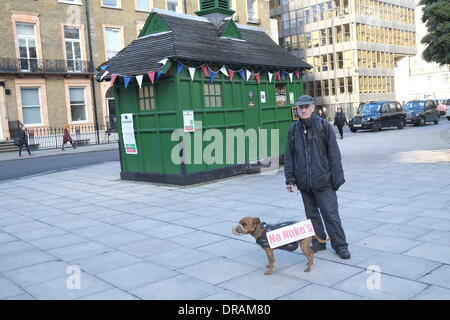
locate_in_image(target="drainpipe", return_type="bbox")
[183,0,188,14]
[85,0,100,144]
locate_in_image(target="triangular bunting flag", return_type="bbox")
[246,70,252,81]
[188,67,196,81]
[201,65,209,77]
[220,66,229,77]
[100,65,109,71]
[268,72,273,83]
[288,73,293,83]
[295,70,300,78]
[281,71,286,80]
[147,71,156,84]
[228,69,234,81]
[209,71,216,83]
[239,69,246,80]
[136,75,144,88]
[156,70,163,80]
[159,58,168,66]
[276,72,281,81]
[111,74,118,85]
[100,71,109,81]
[177,62,183,74]
[255,73,260,84]
[124,76,131,89]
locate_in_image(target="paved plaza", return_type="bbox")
[0,121,449,300]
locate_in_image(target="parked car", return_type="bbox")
[446,104,450,121]
[404,100,440,126]
[349,101,406,132]
[435,99,449,116]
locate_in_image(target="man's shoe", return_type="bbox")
[311,242,326,253]
[336,248,351,259]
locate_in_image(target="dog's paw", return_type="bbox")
[264,270,272,275]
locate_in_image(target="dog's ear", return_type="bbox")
[253,218,260,225]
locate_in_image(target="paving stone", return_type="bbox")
[0,240,34,257]
[279,283,364,300]
[97,262,177,291]
[280,259,364,287]
[407,217,450,232]
[412,286,450,300]
[333,271,427,300]
[219,270,310,300]
[3,260,71,288]
[354,235,421,254]
[370,223,431,240]
[197,239,258,259]
[166,231,228,249]
[0,250,56,273]
[178,257,257,285]
[130,275,223,300]
[141,224,196,240]
[340,218,384,232]
[0,232,16,244]
[117,238,180,258]
[32,234,88,250]
[356,252,441,280]
[48,242,112,261]
[201,290,252,300]
[26,274,112,300]
[0,277,25,299]
[144,247,213,270]
[73,251,143,275]
[79,288,140,300]
[14,226,67,241]
[404,242,450,264]
[417,265,450,289]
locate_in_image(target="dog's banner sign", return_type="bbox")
[267,219,315,249]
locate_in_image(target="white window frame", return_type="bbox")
[104,26,123,60]
[64,26,83,72]
[58,0,83,5]
[69,87,88,123]
[166,0,181,13]
[136,0,153,12]
[102,0,121,9]
[247,0,260,23]
[20,87,43,126]
[16,22,38,71]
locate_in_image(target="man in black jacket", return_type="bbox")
[284,95,350,259]
[334,107,348,139]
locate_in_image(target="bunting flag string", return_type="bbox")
[103,57,304,88]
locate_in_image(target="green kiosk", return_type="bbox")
[97,0,311,185]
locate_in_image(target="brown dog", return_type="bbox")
[234,217,328,275]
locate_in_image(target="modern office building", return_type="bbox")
[270,0,416,116]
[395,0,450,102]
[0,0,274,141]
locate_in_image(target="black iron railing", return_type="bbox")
[0,58,94,74]
[9,122,118,150]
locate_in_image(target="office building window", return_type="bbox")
[21,88,42,125]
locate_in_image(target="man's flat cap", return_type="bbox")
[294,95,315,106]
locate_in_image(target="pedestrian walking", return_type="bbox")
[317,109,327,120]
[284,95,350,259]
[62,125,76,150]
[16,121,32,157]
[334,107,348,139]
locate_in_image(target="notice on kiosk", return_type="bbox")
[267,219,315,249]
[121,113,138,155]
[183,110,195,132]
